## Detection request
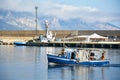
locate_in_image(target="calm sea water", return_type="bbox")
[0,45,120,80]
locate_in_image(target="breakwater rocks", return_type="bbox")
[0,42,13,45]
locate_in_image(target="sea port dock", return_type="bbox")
[0,30,120,49]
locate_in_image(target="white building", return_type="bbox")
[63,33,108,42]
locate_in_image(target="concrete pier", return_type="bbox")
[26,41,120,49]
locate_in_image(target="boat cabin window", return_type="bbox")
[64,50,76,59]
[71,51,76,59]
[58,49,65,57]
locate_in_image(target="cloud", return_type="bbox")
[0,0,36,12]
[0,0,119,23]
[0,1,99,15]
[37,2,100,20]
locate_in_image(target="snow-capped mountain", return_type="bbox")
[0,9,120,30]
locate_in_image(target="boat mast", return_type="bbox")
[35,6,38,36]
[45,20,49,38]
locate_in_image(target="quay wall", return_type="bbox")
[0,30,120,37]
[0,30,120,43]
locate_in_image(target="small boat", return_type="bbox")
[47,48,110,66]
[14,41,26,46]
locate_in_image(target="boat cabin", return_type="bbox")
[61,48,109,62]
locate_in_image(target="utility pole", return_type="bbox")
[35,6,38,36]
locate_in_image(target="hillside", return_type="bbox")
[0,9,120,30]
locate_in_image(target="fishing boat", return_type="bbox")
[47,48,110,66]
[14,41,26,46]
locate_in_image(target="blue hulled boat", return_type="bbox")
[47,48,110,66]
[14,41,26,46]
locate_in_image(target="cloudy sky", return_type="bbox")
[0,0,120,26]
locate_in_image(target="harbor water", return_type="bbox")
[0,45,120,80]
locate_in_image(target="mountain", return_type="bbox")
[58,19,120,30]
[0,9,120,30]
[0,9,35,30]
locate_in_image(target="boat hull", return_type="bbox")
[47,54,109,66]
[48,54,77,64]
[14,41,26,46]
[79,60,109,66]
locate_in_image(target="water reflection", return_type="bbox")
[0,46,120,80]
[48,65,89,80]
[101,67,105,80]
[48,65,109,80]
[34,47,48,80]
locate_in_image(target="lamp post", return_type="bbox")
[35,6,38,36]
[45,20,49,38]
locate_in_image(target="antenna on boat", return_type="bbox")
[35,6,38,36]
[45,20,49,38]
